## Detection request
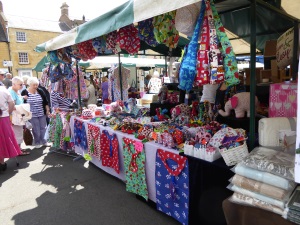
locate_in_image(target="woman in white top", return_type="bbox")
[8,77,30,155]
[148,71,162,94]
[0,86,22,171]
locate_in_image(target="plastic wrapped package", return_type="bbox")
[233,163,295,190]
[241,147,294,181]
[230,192,284,215]
[228,184,285,209]
[231,174,294,202]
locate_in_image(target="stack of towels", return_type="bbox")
[228,147,296,216]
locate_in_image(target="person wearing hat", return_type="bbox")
[0,70,5,86]
[9,76,30,155]
[0,86,22,171]
[3,73,12,89]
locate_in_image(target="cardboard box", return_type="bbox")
[264,40,277,57]
[244,67,263,85]
[260,69,272,82]
[271,59,278,77]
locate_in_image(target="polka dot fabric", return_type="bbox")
[116,24,140,55]
[77,40,98,61]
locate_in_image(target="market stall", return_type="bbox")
[35,1,300,225]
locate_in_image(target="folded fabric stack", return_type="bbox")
[228,147,296,216]
[284,186,300,224]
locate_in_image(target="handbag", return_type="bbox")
[23,127,33,146]
[178,0,206,92]
[128,80,137,93]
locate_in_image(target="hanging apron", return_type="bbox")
[87,123,101,160]
[100,130,120,174]
[74,119,88,150]
[122,137,148,200]
[156,149,189,225]
[53,113,63,149]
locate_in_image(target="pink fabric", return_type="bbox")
[269,83,297,117]
[0,117,21,159]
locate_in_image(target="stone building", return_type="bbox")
[0,1,85,77]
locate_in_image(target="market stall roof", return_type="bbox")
[35,0,300,55]
[85,56,166,69]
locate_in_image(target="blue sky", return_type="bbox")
[1,0,127,21]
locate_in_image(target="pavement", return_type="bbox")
[0,145,179,225]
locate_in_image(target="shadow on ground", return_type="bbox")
[11,150,179,225]
[0,146,45,187]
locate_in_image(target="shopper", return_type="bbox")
[0,86,22,171]
[22,77,50,148]
[21,75,30,92]
[3,72,12,89]
[84,77,97,106]
[0,70,5,86]
[101,76,110,104]
[8,76,30,155]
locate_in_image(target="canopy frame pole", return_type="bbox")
[249,0,257,151]
[118,52,123,100]
[75,60,82,110]
[292,21,299,80]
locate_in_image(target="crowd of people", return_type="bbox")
[0,71,53,172]
[0,70,116,172]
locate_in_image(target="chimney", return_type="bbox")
[60,2,69,17]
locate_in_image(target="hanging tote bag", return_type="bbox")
[178,0,206,92]
[210,1,239,86]
[155,149,189,225]
[195,9,210,86]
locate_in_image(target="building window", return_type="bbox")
[19,70,32,77]
[16,31,27,42]
[18,52,29,64]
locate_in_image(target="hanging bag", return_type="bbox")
[128,80,137,93]
[178,0,206,92]
[210,1,239,86]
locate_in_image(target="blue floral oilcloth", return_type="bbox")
[178,0,206,92]
[74,119,88,150]
[156,149,189,225]
[138,18,159,47]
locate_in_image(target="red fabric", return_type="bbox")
[106,31,119,54]
[87,123,101,160]
[157,150,187,176]
[196,14,210,86]
[0,117,21,159]
[77,40,98,61]
[116,24,140,55]
[100,130,120,174]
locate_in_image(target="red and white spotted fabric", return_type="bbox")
[100,130,120,174]
[77,40,98,61]
[195,11,210,86]
[87,123,101,160]
[106,31,120,54]
[116,24,140,55]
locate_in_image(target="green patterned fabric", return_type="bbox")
[122,137,148,200]
[53,113,63,148]
[210,1,240,86]
[153,11,179,49]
